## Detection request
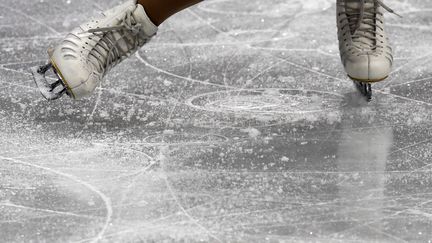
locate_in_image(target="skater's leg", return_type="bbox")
[137,0,202,25]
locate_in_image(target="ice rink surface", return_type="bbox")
[1,0,432,242]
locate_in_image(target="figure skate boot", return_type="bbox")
[31,0,158,100]
[337,0,399,100]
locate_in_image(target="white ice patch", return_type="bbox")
[240,127,261,138]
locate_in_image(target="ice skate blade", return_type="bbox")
[353,80,372,102]
[348,76,383,102]
[30,63,69,101]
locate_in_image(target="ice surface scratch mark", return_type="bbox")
[326,196,416,238]
[252,46,339,58]
[203,170,430,175]
[390,51,432,76]
[54,168,132,173]
[202,204,323,221]
[162,171,223,242]
[387,75,432,88]
[92,3,104,12]
[73,85,104,141]
[329,203,426,239]
[0,156,112,243]
[233,60,285,99]
[95,140,227,148]
[0,60,48,66]
[409,155,432,173]
[0,3,59,34]
[236,218,373,230]
[390,138,432,155]
[364,225,408,243]
[275,55,346,83]
[167,21,194,79]
[188,4,274,86]
[406,209,432,220]
[351,126,412,243]
[87,86,103,122]
[72,199,150,219]
[135,52,236,89]
[0,65,56,92]
[189,2,342,86]
[197,0,332,17]
[78,197,222,241]
[221,56,234,89]
[39,171,152,197]
[0,80,33,90]
[150,26,222,240]
[98,88,183,106]
[0,80,38,91]
[219,195,432,222]
[6,147,106,160]
[0,65,32,77]
[388,23,432,31]
[1,202,98,220]
[369,121,424,170]
[185,88,344,114]
[115,146,156,220]
[187,9,345,85]
[153,36,299,47]
[132,35,223,241]
[376,90,432,106]
[197,0,275,17]
[0,65,57,82]
[0,35,63,41]
[254,235,360,243]
[186,8,226,35]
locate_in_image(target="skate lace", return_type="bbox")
[85,11,150,76]
[340,0,400,54]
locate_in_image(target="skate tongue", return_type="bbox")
[345,0,376,48]
[132,4,158,37]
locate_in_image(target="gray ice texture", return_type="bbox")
[0,0,431,242]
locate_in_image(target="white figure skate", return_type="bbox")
[337,0,400,101]
[31,0,158,100]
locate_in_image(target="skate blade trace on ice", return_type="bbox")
[30,61,70,101]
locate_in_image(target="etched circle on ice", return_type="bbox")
[187,88,344,115]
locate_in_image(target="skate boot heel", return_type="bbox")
[30,63,69,101]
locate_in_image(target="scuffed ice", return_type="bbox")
[0,0,432,242]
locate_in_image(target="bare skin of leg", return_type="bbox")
[137,0,203,26]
